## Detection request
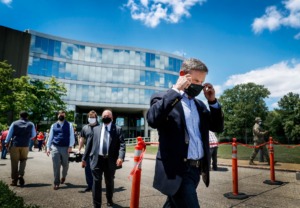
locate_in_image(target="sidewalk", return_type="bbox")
[127,152,300,172]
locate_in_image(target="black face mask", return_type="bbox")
[58,115,65,121]
[184,84,204,98]
[102,117,112,124]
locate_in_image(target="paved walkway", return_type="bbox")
[0,149,299,208]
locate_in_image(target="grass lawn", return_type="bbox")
[126,144,300,164]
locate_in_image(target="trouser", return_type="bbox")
[85,157,93,189]
[10,147,29,183]
[1,140,7,159]
[29,139,34,151]
[92,156,116,208]
[250,143,270,162]
[163,164,201,208]
[38,140,43,151]
[50,145,69,185]
[210,147,218,170]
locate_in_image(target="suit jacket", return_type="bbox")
[147,89,224,193]
[82,123,126,170]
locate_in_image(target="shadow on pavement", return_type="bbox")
[113,204,129,208]
[23,183,52,188]
[0,164,6,166]
[214,167,229,172]
[60,183,87,189]
[102,186,126,193]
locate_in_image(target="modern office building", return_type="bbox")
[0,26,184,138]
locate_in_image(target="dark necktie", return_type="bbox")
[102,126,109,155]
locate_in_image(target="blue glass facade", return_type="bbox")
[26,31,184,137]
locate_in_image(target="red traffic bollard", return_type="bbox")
[263,137,283,185]
[130,136,146,208]
[224,138,248,199]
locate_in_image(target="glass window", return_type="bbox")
[72,44,79,60]
[113,49,119,64]
[105,87,112,103]
[58,62,65,79]
[82,85,88,102]
[48,39,54,56]
[89,66,95,82]
[85,46,91,62]
[90,47,97,62]
[78,45,85,61]
[83,65,89,81]
[96,48,102,63]
[88,85,95,102]
[123,88,129,103]
[52,60,59,78]
[54,41,61,57]
[76,85,82,101]
[70,84,76,101]
[65,63,72,79]
[71,64,78,80]
[130,50,135,65]
[77,64,84,81]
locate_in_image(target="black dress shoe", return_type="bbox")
[18,177,25,186]
[107,200,113,207]
[78,187,92,193]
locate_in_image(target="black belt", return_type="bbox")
[186,159,202,168]
[99,155,109,159]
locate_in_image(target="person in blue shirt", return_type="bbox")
[46,110,75,190]
[5,111,36,186]
[147,58,224,208]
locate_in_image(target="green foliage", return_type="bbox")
[276,92,300,143]
[0,180,40,208]
[29,77,67,126]
[0,60,67,128]
[219,83,270,143]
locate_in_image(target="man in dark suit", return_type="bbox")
[147,58,224,208]
[82,109,126,208]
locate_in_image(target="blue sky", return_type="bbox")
[1,0,300,110]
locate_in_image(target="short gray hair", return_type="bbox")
[181,58,208,73]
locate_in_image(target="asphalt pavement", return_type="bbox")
[0,149,299,208]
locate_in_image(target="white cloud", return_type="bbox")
[224,60,300,98]
[125,0,207,28]
[173,50,187,57]
[1,0,12,6]
[252,0,300,38]
[295,32,300,39]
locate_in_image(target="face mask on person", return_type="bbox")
[184,84,204,98]
[102,117,112,124]
[58,115,65,121]
[258,121,262,125]
[88,117,97,124]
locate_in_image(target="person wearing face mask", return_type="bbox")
[82,109,125,208]
[249,117,270,165]
[147,58,224,208]
[78,110,99,193]
[46,110,75,190]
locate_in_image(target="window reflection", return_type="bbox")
[28,34,183,105]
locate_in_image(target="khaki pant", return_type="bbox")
[250,142,269,162]
[10,147,29,183]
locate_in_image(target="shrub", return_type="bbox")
[0,180,40,208]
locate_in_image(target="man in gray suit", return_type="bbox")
[82,109,126,208]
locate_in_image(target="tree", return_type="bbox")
[277,92,300,143]
[219,83,270,143]
[29,77,67,128]
[0,61,36,124]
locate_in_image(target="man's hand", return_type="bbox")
[203,83,216,102]
[46,150,50,157]
[174,73,192,91]
[116,158,123,167]
[68,147,72,153]
[81,160,86,168]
